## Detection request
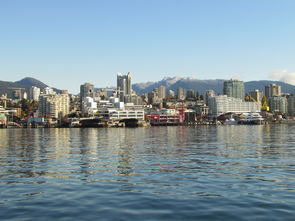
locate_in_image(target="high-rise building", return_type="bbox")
[265,84,281,98]
[177,88,186,100]
[223,79,245,100]
[204,90,216,106]
[186,90,196,100]
[29,86,40,101]
[80,83,94,100]
[268,96,287,114]
[158,85,166,99]
[249,89,263,103]
[38,94,70,119]
[287,95,295,116]
[117,72,132,102]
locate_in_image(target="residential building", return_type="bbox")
[117,72,132,102]
[38,94,70,119]
[158,85,166,99]
[177,88,186,100]
[265,84,281,98]
[204,90,216,106]
[43,87,56,95]
[29,86,40,101]
[287,95,295,116]
[268,96,287,114]
[208,95,260,117]
[223,79,245,100]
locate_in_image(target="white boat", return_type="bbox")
[238,112,264,125]
[224,118,238,125]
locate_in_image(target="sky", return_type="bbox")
[0,0,295,93]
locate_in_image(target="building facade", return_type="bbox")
[38,94,70,119]
[158,85,166,99]
[223,79,245,100]
[117,72,132,102]
[268,96,287,114]
[29,86,41,101]
[177,88,186,100]
[208,95,260,116]
[265,84,281,98]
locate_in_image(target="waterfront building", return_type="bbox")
[204,90,216,106]
[268,96,287,114]
[98,103,145,121]
[248,89,263,103]
[158,85,166,99]
[223,79,245,100]
[208,95,260,117]
[287,95,295,116]
[117,72,132,102]
[265,84,281,98]
[177,88,186,100]
[29,86,40,101]
[38,94,70,119]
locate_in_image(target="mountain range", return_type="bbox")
[1,77,295,98]
[132,77,295,95]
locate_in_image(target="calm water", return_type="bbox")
[0,125,294,220]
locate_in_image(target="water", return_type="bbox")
[0,125,294,220]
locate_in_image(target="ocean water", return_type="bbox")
[0,125,294,220]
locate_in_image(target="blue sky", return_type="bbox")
[0,0,294,93]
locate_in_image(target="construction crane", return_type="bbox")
[247,95,269,111]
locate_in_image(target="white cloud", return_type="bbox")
[269,69,295,85]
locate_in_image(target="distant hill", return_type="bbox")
[132,77,295,95]
[0,77,60,98]
[15,77,48,89]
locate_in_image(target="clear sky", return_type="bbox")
[1,0,294,93]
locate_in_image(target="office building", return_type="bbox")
[223,79,245,100]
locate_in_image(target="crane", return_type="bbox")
[247,95,269,111]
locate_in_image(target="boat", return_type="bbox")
[224,117,238,125]
[238,112,265,125]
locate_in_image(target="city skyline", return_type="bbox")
[1,0,295,93]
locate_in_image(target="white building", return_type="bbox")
[208,95,260,117]
[38,94,70,119]
[29,86,40,101]
[43,87,56,95]
[82,97,98,116]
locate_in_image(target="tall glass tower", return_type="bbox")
[223,79,245,100]
[117,72,132,101]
